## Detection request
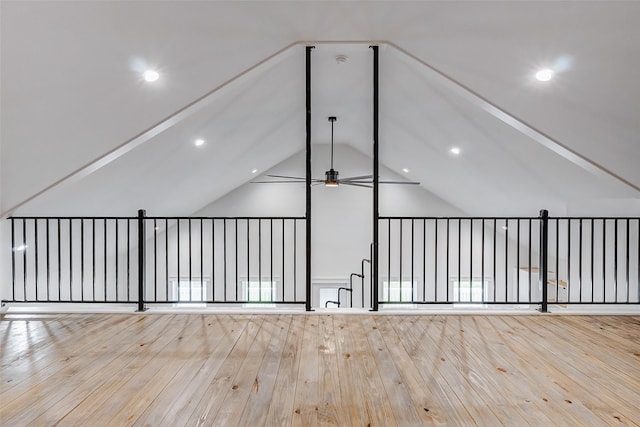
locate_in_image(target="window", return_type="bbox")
[171,279,208,307]
[382,280,416,303]
[452,279,491,303]
[243,280,277,307]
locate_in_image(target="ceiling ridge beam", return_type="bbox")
[1,41,302,219]
[384,42,639,194]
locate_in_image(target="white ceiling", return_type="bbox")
[1,1,639,217]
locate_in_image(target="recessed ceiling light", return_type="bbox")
[535,68,554,82]
[251,168,258,174]
[14,244,28,251]
[450,147,461,155]
[194,138,205,147]
[143,69,160,82]
[402,168,410,173]
[501,225,508,230]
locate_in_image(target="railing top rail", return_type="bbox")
[9,216,138,220]
[379,216,640,221]
[8,215,306,221]
[379,216,540,220]
[549,216,640,220]
[145,216,306,220]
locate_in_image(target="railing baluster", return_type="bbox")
[79,219,83,302]
[481,219,485,303]
[493,219,496,303]
[246,219,250,301]
[177,219,181,302]
[422,218,426,303]
[270,219,273,301]
[24,219,28,301]
[259,219,262,302]
[11,218,15,301]
[35,219,39,301]
[92,219,95,301]
[165,218,169,302]
[57,218,61,301]
[528,219,532,304]
[446,219,450,303]
[153,219,157,303]
[388,218,391,302]
[591,219,594,303]
[411,219,414,303]
[69,219,73,301]
[616,218,640,302]
[602,218,618,302]
[434,219,438,302]
[555,218,559,304]
[457,219,461,303]
[399,219,403,303]
[504,219,508,303]
[293,220,297,302]
[614,219,618,302]
[579,219,583,303]
[282,219,285,302]
[47,219,51,301]
[567,220,571,303]
[103,219,107,301]
[215,218,216,301]
[189,218,192,302]
[115,219,119,302]
[470,219,473,302]
[223,219,227,302]
[201,219,204,302]
[516,219,520,304]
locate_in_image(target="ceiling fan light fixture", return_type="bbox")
[325,168,339,187]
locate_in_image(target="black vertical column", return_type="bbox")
[137,209,147,312]
[371,45,380,311]
[538,209,549,313]
[305,46,314,311]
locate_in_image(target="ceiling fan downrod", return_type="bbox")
[326,116,339,186]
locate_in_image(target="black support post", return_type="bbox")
[137,209,147,312]
[371,45,380,311]
[305,46,314,312]
[538,209,549,313]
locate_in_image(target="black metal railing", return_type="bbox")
[5,210,638,311]
[8,216,140,304]
[5,211,306,308]
[143,215,306,305]
[549,217,640,305]
[378,213,639,309]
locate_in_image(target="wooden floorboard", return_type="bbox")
[1,313,639,426]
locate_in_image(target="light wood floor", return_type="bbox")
[1,312,639,426]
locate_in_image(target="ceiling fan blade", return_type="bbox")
[341,182,373,188]
[265,174,306,180]
[341,174,373,181]
[379,181,421,185]
[251,180,307,184]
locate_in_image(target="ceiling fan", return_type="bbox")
[251,116,420,188]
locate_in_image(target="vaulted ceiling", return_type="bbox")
[2,1,639,217]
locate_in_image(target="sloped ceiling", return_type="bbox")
[1,1,639,217]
